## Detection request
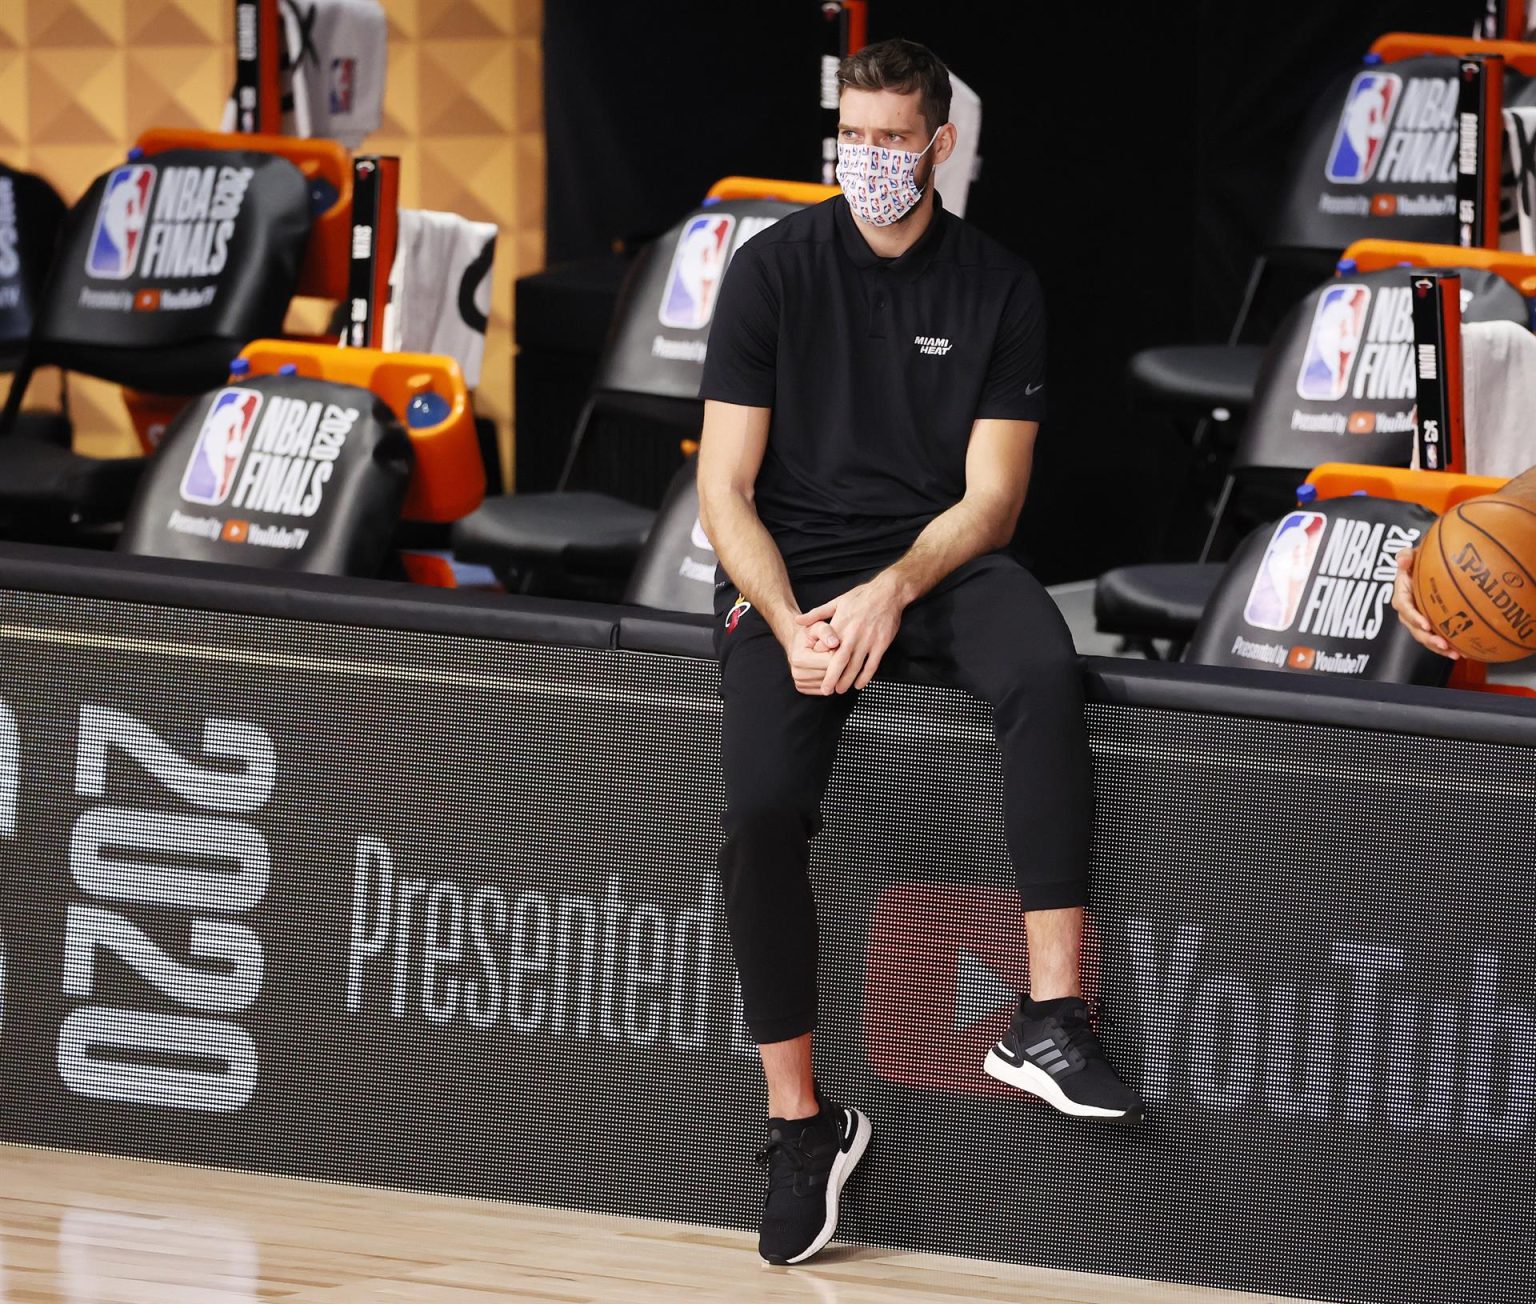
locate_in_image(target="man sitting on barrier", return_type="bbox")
[696,37,1142,1268]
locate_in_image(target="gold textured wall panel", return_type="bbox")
[2,0,543,490]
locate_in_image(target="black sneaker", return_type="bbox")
[984,995,1143,1123]
[754,1097,872,1265]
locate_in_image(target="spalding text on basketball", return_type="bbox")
[1452,540,1536,641]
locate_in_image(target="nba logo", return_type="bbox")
[1325,72,1401,183]
[1244,512,1327,632]
[658,215,736,330]
[180,388,262,507]
[330,58,355,114]
[86,164,156,279]
[1296,285,1371,402]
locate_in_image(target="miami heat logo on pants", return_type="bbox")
[725,594,752,633]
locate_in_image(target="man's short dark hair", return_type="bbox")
[837,38,952,137]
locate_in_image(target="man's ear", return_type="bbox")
[932,122,958,166]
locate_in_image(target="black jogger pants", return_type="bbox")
[713,551,1093,1045]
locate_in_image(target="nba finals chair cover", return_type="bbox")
[1096,263,1529,646]
[451,198,799,597]
[620,453,716,615]
[116,369,412,577]
[1184,493,1452,687]
[0,148,311,540]
[25,148,311,394]
[1129,51,1511,422]
[0,164,135,537]
[1344,240,1536,478]
[609,453,736,658]
[0,163,66,375]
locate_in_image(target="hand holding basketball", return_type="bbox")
[1392,547,1459,660]
[1408,496,1536,663]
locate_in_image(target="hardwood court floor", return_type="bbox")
[0,1144,1309,1303]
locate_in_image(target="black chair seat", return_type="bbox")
[0,433,147,528]
[621,456,715,613]
[1094,562,1226,641]
[451,491,656,575]
[1127,344,1266,415]
[6,410,73,445]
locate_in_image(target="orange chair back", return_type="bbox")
[135,128,354,301]
[1341,239,1536,296]
[237,339,485,524]
[1370,32,1536,76]
[706,177,840,206]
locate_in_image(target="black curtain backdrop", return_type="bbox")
[544,1,1483,582]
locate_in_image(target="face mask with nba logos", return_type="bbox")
[836,129,940,227]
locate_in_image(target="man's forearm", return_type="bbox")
[704,491,801,644]
[1501,465,1536,507]
[878,496,1014,606]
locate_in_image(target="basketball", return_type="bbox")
[1413,496,1536,662]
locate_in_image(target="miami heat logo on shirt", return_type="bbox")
[180,388,262,507]
[86,164,156,279]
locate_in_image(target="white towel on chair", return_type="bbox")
[933,71,981,218]
[383,209,498,389]
[220,0,385,149]
[1504,107,1536,255]
[1409,321,1536,477]
[287,0,386,150]
[1462,319,1536,478]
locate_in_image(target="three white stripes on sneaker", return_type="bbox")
[1026,1038,1073,1076]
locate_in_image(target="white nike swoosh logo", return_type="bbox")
[1025,382,1044,395]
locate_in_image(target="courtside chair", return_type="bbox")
[620,453,715,614]
[0,162,136,543]
[1180,492,1452,684]
[1096,261,1529,652]
[1130,42,1534,424]
[1128,38,1536,548]
[452,197,804,601]
[0,147,311,545]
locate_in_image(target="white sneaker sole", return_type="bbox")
[776,1108,872,1266]
[983,1046,1141,1121]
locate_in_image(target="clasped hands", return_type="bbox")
[779,574,907,696]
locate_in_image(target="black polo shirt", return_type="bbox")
[699,193,1046,579]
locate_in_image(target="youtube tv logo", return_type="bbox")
[864,883,1102,1096]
